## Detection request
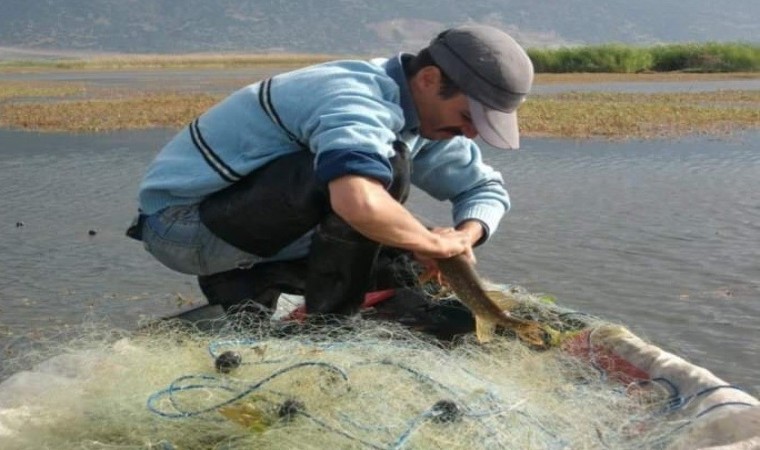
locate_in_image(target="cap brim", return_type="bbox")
[468,97,520,150]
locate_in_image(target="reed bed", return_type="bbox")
[529,42,760,73]
[534,71,760,84]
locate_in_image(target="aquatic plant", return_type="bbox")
[4,88,757,139]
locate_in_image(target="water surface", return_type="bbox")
[1,128,758,393]
[3,68,758,95]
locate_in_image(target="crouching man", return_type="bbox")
[127,25,533,321]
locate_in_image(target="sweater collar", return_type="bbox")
[383,53,420,135]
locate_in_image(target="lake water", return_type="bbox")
[0,73,758,394]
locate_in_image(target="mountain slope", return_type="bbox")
[1,0,758,55]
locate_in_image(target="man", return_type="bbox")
[127,24,534,321]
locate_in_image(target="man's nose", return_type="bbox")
[462,123,478,139]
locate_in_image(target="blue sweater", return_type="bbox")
[138,54,510,241]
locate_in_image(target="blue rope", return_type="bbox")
[656,383,751,413]
[147,361,348,418]
[694,401,756,419]
[390,406,438,450]
[691,384,750,402]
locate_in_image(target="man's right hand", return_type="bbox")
[417,227,475,262]
[412,227,476,282]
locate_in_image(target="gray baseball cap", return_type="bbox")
[428,25,534,149]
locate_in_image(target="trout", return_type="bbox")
[436,254,548,348]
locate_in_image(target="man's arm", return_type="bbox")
[328,174,473,259]
[411,137,509,245]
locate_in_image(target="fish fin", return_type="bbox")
[516,323,553,350]
[418,267,443,286]
[485,290,520,310]
[475,316,497,343]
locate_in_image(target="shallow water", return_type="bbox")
[1,127,758,393]
[0,68,289,96]
[3,68,759,96]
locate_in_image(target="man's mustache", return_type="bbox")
[438,127,463,136]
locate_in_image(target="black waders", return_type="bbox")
[196,142,411,320]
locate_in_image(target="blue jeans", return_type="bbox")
[140,204,312,276]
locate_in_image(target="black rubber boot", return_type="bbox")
[198,258,308,318]
[304,214,381,317]
[303,141,411,318]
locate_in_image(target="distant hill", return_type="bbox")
[1,0,758,57]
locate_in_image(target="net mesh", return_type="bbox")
[0,293,685,450]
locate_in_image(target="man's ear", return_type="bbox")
[416,66,441,90]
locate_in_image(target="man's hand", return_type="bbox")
[414,226,477,283]
[414,226,476,262]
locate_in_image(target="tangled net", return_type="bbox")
[0,291,689,450]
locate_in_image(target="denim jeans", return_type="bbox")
[140,204,312,276]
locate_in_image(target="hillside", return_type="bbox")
[1,0,758,56]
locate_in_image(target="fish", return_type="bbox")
[436,254,549,348]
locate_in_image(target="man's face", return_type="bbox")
[412,67,479,141]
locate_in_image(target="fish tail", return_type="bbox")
[475,316,497,343]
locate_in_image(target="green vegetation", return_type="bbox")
[529,42,760,73]
[520,91,760,139]
[0,92,219,132]
[649,43,760,72]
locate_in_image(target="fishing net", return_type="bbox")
[1,255,757,449]
[0,290,690,450]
